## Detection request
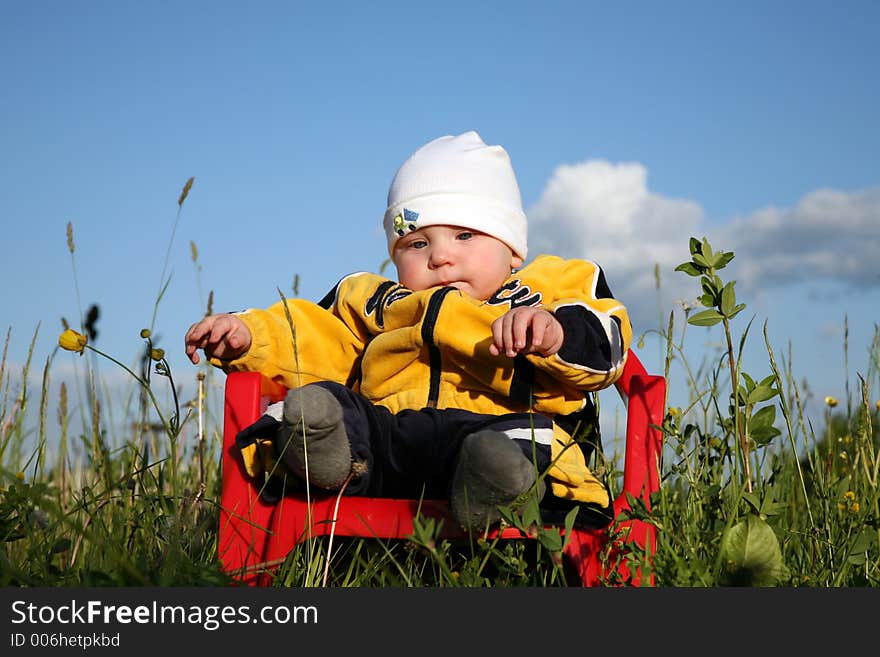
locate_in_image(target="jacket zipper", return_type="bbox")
[421,287,455,408]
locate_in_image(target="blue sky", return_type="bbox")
[2,1,878,450]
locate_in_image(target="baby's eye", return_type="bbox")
[409,239,428,249]
[456,231,474,241]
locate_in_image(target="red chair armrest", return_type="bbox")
[613,351,666,509]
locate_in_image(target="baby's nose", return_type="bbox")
[429,245,453,266]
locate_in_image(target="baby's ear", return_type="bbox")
[511,254,524,270]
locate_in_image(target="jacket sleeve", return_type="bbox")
[210,271,409,389]
[526,256,631,391]
[208,296,365,391]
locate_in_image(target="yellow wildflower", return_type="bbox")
[58,329,88,354]
[840,492,860,513]
[876,400,880,412]
[824,396,838,408]
[668,407,681,417]
[15,471,25,481]
[150,348,165,361]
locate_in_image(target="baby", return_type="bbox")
[185,131,631,530]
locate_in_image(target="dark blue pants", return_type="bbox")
[310,381,554,499]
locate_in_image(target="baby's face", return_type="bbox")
[392,224,523,300]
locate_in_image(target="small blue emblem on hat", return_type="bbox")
[393,208,420,236]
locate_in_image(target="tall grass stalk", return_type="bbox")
[764,322,816,529]
[150,177,194,335]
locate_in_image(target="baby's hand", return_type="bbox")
[489,307,564,358]
[184,313,252,364]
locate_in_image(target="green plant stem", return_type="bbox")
[83,344,178,493]
[722,315,751,492]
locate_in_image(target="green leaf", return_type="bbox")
[742,492,762,514]
[749,405,781,445]
[701,238,714,260]
[701,278,719,297]
[748,404,777,433]
[716,251,735,268]
[720,281,737,316]
[720,514,787,586]
[688,309,724,327]
[848,553,867,566]
[747,384,778,404]
[692,252,711,268]
[728,303,746,320]
[520,494,542,529]
[850,529,874,557]
[689,237,702,255]
[563,507,578,542]
[751,425,781,446]
[538,529,563,553]
[675,262,702,277]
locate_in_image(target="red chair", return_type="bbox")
[218,350,666,586]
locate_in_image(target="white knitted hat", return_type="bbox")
[383,131,528,259]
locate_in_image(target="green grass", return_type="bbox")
[651,322,880,586]
[2,189,878,587]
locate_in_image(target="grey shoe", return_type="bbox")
[275,385,352,490]
[450,430,546,531]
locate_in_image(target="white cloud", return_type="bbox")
[718,186,880,293]
[527,159,880,336]
[527,160,704,333]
